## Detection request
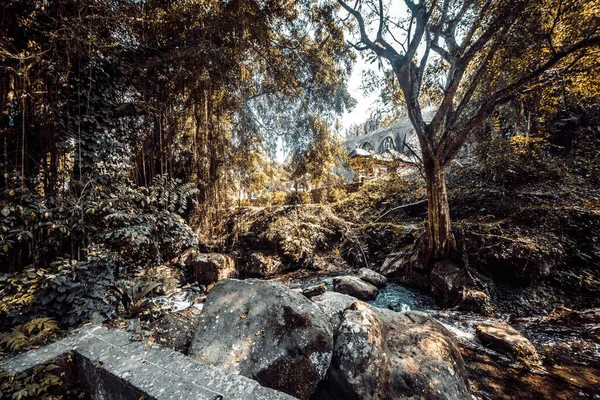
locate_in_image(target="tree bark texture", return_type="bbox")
[423,160,455,265]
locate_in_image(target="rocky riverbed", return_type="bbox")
[351,280,599,399]
[352,280,600,400]
[148,272,600,400]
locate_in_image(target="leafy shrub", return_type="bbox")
[335,175,426,223]
[96,176,201,268]
[0,361,64,400]
[0,318,60,353]
[285,191,312,205]
[475,134,563,186]
[0,174,204,329]
[256,191,287,206]
[326,187,347,203]
[262,211,337,263]
[0,249,117,328]
[0,174,200,273]
[238,199,251,207]
[111,280,165,319]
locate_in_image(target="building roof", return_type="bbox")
[348,148,374,158]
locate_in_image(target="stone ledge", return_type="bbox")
[0,325,296,400]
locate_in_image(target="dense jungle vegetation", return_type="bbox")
[0,0,354,325]
[0,1,599,399]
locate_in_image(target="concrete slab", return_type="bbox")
[250,385,298,400]
[0,349,46,374]
[0,325,299,400]
[168,358,258,399]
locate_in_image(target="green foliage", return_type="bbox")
[336,175,426,223]
[474,129,563,186]
[0,362,64,400]
[0,251,118,328]
[111,280,165,320]
[262,209,338,263]
[0,0,356,295]
[232,151,279,201]
[0,173,202,327]
[0,318,59,353]
[0,173,200,269]
[285,191,312,205]
[98,175,200,267]
[325,187,347,204]
[256,191,288,206]
[289,117,347,189]
[226,205,366,269]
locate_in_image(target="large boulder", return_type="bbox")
[379,251,430,289]
[430,261,492,314]
[357,268,387,288]
[476,321,539,364]
[189,279,333,399]
[311,292,357,333]
[246,252,285,277]
[333,276,378,301]
[181,249,236,284]
[302,282,327,298]
[454,288,493,315]
[429,260,463,299]
[318,302,471,400]
[148,307,202,354]
[543,307,600,325]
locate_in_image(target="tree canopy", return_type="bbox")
[0,0,355,272]
[337,0,600,264]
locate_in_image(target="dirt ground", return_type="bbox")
[463,342,600,399]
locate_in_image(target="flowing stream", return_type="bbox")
[367,282,600,370]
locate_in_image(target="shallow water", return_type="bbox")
[368,282,435,312]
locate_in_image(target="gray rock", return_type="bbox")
[454,289,493,315]
[320,302,471,400]
[379,251,430,289]
[430,260,463,298]
[430,261,492,314]
[333,276,378,301]
[190,279,333,400]
[476,321,539,363]
[247,252,285,278]
[302,283,327,298]
[148,307,202,353]
[379,252,403,278]
[543,307,600,325]
[357,268,387,288]
[310,292,356,333]
[180,249,236,284]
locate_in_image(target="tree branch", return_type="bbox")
[337,0,398,59]
[443,35,600,164]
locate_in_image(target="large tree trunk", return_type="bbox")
[423,160,455,265]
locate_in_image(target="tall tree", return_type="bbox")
[290,116,347,189]
[0,0,354,269]
[337,0,600,266]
